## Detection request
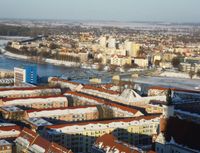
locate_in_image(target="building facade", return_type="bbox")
[14,65,37,85]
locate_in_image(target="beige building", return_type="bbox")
[0,140,12,153]
[110,55,132,66]
[0,87,61,98]
[43,115,159,153]
[130,43,140,57]
[133,57,148,67]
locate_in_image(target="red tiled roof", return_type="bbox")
[1,95,64,102]
[18,127,37,144]
[18,128,72,153]
[46,115,159,129]
[47,142,73,153]
[66,91,139,114]
[0,125,22,132]
[163,117,200,151]
[95,134,139,153]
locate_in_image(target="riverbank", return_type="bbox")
[3,50,81,67]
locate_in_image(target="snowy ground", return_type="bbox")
[159,71,200,79]
[133,76,200,91]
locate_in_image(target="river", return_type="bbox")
[0,37,109,83]
[0,37,199,90]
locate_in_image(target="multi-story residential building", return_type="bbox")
[0,140,13,153]
[0,125,22,140]
[42,115,160,153]
[173,102,200,124]
[78,85,165,106]
[180,63,200,73]
[110,54,132,66]
[14,65,37,85]
[130,43,141,57]
[0,106,25,120]
[148,86,200,103]
[25,106,99,122]
[133,57,149,67]
[0,87,61,98]
[48,77,80,91]
[0,95,68,109]
[99,36,107,48]
[15,127,72,153]
[65,91,143,118]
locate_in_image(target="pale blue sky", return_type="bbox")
[0,0,199,22]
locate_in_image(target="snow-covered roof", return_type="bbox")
[26,118,53,127]
[0,88,61,97]
[47,116,159,134]
[28,106,98,118]
[4,96,67,106]
[119,89,141,103]
[0,140,11,146]
[1,106,23,112]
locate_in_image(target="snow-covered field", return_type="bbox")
[159,71,200,79]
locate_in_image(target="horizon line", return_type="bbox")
[0,17,200,25]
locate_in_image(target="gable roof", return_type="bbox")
[16,128,72,153]
[95,134,139,153]
[164,117,200,151]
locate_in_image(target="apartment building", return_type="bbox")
[0,125,21,140]
[65,91,143,119]
[148,86,200,103]
[0,140,12,153]
[0,95,68,109]
[110,55,132,66]
[48,77,80,90]
[15,127,72,153]
[42,115,159,153]
[0,87,61,98]
[25,106,99,122]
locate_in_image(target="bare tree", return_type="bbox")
[189,70,195,79]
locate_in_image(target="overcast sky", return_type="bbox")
[0,0,199,23]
